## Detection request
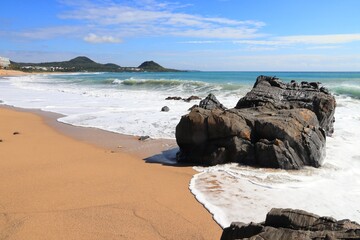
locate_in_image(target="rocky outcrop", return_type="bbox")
[175,76,336,169]
[221,208,360,240]
[199,93,226,110]
[236,76,336,136]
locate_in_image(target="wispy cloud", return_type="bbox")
[84,33,122,43]
[276,34,360,45]
[58,0,265,40]
[234,34,360,48]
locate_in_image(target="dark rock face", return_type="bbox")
[236,75,336,136]
[175,76,336,169]
[199,93,227,110]
[221,208,360,240]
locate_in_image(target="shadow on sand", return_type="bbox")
[144,147,197,167]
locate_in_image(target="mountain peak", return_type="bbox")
[138,61,164,70]
[69,56,95,64]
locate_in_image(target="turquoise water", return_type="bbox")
[45,71,360,99]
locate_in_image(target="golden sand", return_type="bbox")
[0,107,221,239]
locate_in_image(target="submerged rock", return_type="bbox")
[221,208,360,240]
[175,76,335,169]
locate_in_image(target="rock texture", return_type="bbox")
[199,93,227,110]
[175,76,336,169]
[236,76,336,136]
[221,208,360,240]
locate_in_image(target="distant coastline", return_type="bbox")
[9,56,185,73]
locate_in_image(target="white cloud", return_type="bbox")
[276,34,360,45]
[59,1,265,39]
[234,34,360,47]
[84,33,122,43]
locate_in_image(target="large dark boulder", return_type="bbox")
[236,75,336,136]
[221,208,360,240]
[175,76,335,169]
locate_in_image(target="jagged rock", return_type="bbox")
[161,106,170,112]
[199,93,227,110]
[236,75,336,136]
[220,208,360,240]
[175,76,335,169]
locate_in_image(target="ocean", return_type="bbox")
[1,71,360,227]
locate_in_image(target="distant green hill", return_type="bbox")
[138,61,180,72]
[10,56,183,72]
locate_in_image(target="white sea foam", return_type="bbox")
[2,73,359,229]
[0,74,242,138]
[190,95,360,228]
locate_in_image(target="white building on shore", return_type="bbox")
[0,56,10,69]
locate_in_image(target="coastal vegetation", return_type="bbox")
[10,56,182,73]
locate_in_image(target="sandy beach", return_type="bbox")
[0,69,30,76]
[0,104,222,239]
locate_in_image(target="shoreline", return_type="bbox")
[0,69,67,77]
[3,105,179,160]
[0,104,222,239]
[0,69,32,76]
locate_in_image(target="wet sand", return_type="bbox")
[0,106,222,239]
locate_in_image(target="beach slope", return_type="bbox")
[0,107,221,239]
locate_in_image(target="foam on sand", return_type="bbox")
[190,95,360,228]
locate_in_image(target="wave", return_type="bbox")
[331,84,360,99]
[112,78,207,87]
[110,78,247,96]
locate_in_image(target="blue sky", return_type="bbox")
[1,0,360,70]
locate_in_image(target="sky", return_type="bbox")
[1,0,360,71]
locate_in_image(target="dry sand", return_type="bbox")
[0,107,222,239]
[0,69,30,76]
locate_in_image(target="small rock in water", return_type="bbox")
[138,135,150,141]
[184,95,201,102]
[165,96,182,100]
[161,106,170,112]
